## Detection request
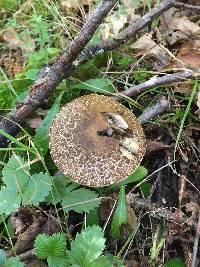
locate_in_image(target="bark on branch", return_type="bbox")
[120,69,199,98]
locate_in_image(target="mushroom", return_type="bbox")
[49,94,146,187]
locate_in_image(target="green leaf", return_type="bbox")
[14,91,29,104]
[22,173,52,206]
[68,225,106,266]
[3,257,24,267]
[33,92,63,156]
[73,78,115,93]
[111,166,147,189]
[89,256,112,267]
[140,181,150,199]
[162,258,185,267]
[111,186,127,237]
[47,255,69,267]
[35,233,66,259]
[27,48,60,69]
[25,69,39,80]
[2,155,30,192]
[46,175,68,204]
[0,249,6,264]
[86,207,100,227]
[0,187,21,215]
[62,188,100,213]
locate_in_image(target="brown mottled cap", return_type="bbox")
[49,94,146,187]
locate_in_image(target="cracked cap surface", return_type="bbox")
[49,94,146,187]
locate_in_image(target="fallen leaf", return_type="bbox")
[28,117,43,129]
[159,10,200,45]
[146,139,171,154]
[26,259,48,267]
[168,41,200,68]
[124,259,141,267]
[131,35,170,69]
[185,202,200,220]
[170,16,200,37]
[1,28,24,49]
[125,204,138,235]
[165,41,200,95]
[1,27,33,52]
[100,10,129,40]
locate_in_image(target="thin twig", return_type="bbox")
[18,248,35,261]
[120,70,198,98]
[191,211,200,267]
[173,2,200,11]
[138,97,170,124]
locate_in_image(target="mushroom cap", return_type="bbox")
[49,94,146,187]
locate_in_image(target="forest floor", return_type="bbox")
[0,0,200,266]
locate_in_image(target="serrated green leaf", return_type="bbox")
[46,175,68,204]
[73,78,114,93]
[33,92,63,156]
[0,187,21,215]
[89,256,112,267]
[62,188,100,213]
[68,225,106,266]
[46,176,79,204]
[2,155,30,192]
[111,186,127,237]
[47,255,69,267]
[86,207,100,227]
[64,183,80,195]
[162,258,185,267]
[22,173,52,206]
[0,249,6,264]
[35,233,66,259]
[111,166,147,189]
[3,257,24,267]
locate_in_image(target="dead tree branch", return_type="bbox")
[0,0,117,147]
[173,2,200,11]
[138,97,170,124]
[192,211,200,267]
[76,0,175,65]
[120,69,199,98]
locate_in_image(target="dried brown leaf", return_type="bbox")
[26,259,48,267]
[126,203,137,233]
[131,35,170,69]
[169,17,200,36]
[28,118,43,129]
[169,41,200,69]
[1,28,33,52]
[146,139,171,154]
